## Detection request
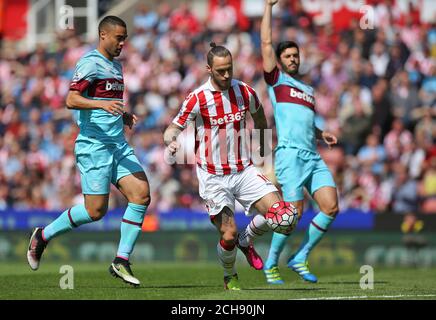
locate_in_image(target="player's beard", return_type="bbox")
[215,78,231,91]
[286,63,299,76]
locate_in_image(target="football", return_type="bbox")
[265,201,298,235]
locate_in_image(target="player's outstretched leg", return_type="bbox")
[263,232,289,284]
[287,211,335,283]
[27,205,93,270]
[236,214,268,270]
[109,203,147,287]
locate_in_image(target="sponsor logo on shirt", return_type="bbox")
[273,85,315,111]
[105,81,124,91]
[290,88,315,105]
[209,110,246,126]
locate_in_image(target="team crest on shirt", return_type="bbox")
[236,96,244,108]
[72,71,82,82]
[184,92,194,102]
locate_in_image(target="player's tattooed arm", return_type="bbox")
[315,127,338,149]
[261,0,279,73]
[163,123,184,154]
[220,207,235,226]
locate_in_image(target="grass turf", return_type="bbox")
[1,262,435,300]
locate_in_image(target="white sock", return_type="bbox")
[217,240,237,277]
[238,214,269,247]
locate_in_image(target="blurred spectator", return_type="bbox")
[371,79,393,138]
[340,84,373,155]
[419,65,436,107]
[414,107,436,147]
[390,70,421,126]
[133,4,159,31]
[386,42,409,79]
[169,1,201,36]
[419,156,436,214]
[391,164,419,214]
[370,41,390,77]
[321,54,349,93]
[400,140,426,180]
[383,118,413,161]
[357,133,386,176]
[208,0,237,33]
[156,3,172,35]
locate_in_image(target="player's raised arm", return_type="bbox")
[261,0,279,73]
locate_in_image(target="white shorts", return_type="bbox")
[196,165,278,217]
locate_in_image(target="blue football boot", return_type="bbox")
[287,256,318,283]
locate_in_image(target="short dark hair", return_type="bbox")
[275,41,299,58]
[207,42,232,66]
[98,16,126,34]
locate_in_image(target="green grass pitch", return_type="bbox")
[1,262,436,300]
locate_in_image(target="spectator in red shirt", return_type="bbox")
[169,2,201,36]
[208,0,237,33]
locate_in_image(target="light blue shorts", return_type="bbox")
[75,138,144,195]
[275,147,336,202]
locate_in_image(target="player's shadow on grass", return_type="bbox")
[142,284,217,289]
[77,284,217,289]
[322,281,389,285]
[245,288,326,291]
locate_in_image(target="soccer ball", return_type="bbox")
[265,201,298,235]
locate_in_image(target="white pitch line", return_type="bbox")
[292,294,436,300]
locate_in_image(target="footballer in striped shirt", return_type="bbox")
[163,43,298,290]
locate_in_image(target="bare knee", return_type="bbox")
[129,187,151,206]
[322,202,339,217]
[86,206,108,221]
[221,229,238,246]
[131,194,151,207]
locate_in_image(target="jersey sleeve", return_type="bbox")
[172,92,199,129]
[70,58,97,93]
[245,85,261,113]
[263,66,280,86]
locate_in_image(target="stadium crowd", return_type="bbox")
[0,0,435,216]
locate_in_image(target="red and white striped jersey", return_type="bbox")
[173,78,261,175]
